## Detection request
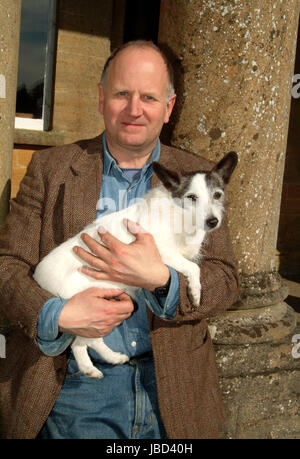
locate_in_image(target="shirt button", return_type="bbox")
[131,341,137,347]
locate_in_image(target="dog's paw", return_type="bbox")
[187,283,201,307]
[110,352,129,365]
[208,324,217,339]
[82,367,103,379]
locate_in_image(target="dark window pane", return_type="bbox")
[16,0,51,119]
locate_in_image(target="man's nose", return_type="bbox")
[127,95,143,117]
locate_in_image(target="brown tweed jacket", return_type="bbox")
[0,134,238,439]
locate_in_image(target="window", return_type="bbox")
[15,0,57,131]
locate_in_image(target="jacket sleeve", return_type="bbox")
[0,151,54,342]
[169,214,239,323]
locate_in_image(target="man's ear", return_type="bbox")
[152,162,181,191]
[212,151,238,184]
[98,84,105,114]
[164,94,176,124]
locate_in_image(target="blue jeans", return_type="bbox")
[38,354,167,439]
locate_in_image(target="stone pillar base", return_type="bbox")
[220,366,300,438]
[233,271,289,310]
[208,302,300,438]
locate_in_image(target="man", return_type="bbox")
[0,41,239,439]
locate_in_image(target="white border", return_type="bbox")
[15,117,44,130]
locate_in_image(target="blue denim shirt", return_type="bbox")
[36,133,180,359]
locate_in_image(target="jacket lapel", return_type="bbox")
[62,135,103,240]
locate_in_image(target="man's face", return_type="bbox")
[98,46,176,155]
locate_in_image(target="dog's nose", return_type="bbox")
[206,217,218,228]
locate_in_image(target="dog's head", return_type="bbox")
[152,151,238,232]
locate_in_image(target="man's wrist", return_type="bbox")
[151,275,171,297]
[149,265,170,292]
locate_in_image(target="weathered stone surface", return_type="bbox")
[234,270,289,310]
[215,336,300,378]
[208,302,296,345]
[14,129,65,147]
[214,312,300,438]
[220,370,300,438]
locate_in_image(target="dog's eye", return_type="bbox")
[213,191,222,200]
[187,194,198,202]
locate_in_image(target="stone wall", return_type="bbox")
[11,145,46,199]
[52,0,113,144]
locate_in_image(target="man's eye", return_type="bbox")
[187,194,198,202]
[118,91,128,96]
[143,95,154,101]
[213,191,223,200]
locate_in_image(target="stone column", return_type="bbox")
[0,1,21,336]
[159,0,300,438]
[0,0,21,228]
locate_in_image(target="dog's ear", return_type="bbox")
[152,162,181,191]
[212,151,238,184]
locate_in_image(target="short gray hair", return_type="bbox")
[100,40,175,101]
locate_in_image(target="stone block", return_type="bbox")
[209,302,296,345]
[220,369,300,438]
[215,340,300,379]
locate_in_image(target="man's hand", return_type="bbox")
[73,219,170,292]
[58,287,134,338]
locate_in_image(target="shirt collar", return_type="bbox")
[102,131,160,177]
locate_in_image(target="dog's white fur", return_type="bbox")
[33,153,237,378]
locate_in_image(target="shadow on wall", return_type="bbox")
[159,43,185,147]
[277,24,300,291]
[0,180,11,229]
[58,0,114,36]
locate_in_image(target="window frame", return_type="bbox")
[15,0,57,132]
